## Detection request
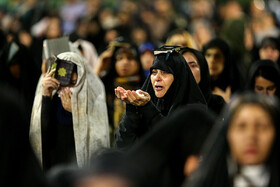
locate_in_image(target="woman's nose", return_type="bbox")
[155,73,162,81]
[122,57,130,64]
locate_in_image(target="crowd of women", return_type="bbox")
[1,0,280,186]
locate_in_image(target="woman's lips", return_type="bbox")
[121,68,128,73]
[244,147,258,155]
[155,85,163,91]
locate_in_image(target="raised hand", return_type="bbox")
[212,86,231,103]
[42,69,60,97]
[115,86,151,106]
[94,48,113,76]
[59,87,72,112]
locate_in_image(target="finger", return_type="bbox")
[121,92,128,100]
[127,91,137,103]
[46,69,56,77]
[59,90,65,102]
[45,82,59,90]
[66,87,71,98]
[45,77,60,85]
[115,89,122,99]
[139,90,148,96]
[131,91,141,99]
[118,86,127,92]
[226,86,231,94]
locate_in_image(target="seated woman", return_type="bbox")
[30,52,110,172]
[180,47,225,115]
[185,93,280,187]
[115,47,207,148]
[248,59,280,98]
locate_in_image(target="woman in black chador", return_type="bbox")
[185,93,280,187]
[180,47,225,115]
[119,105,215,187]
[115,46,206,148]
[202,38,244,102]
[247,59,280,99]
[0,40,40,123]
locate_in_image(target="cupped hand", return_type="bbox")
[59,87,72,112]
[115,87,150,106]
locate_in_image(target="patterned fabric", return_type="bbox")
[30,52,110,167]
[112,76,142,129]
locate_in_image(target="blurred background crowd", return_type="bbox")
[1,0,280,187]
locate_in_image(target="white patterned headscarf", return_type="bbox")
[30,52,110,167]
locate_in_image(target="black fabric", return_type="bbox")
[202,38,244,93]
[0,83,46,187]
[247,59,280,98]
[185,93,280,187]
[142,50,207,115]
[180,47,225,115]
[46,165,87,187]
[115,50,207,148]
[120,105,215,187]
[41,94,77,172]
[0,41,40,124]
[115,101,161,148]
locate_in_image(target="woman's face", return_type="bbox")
[227,104,275,165]
[150,69,174,98]
[60,72,78,89]
[183,52,201,84]
[259,45,280,62]
[115,51,140,77]
[204,47,225,80]
[254,76,277,96]
[168,34,189,47]
[46,18,62,39]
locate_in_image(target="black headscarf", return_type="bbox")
[0,40,40,123]
[141,48,207,116]
[180,47,225,115]
[185,93,280,187]
[202,38,244,93]
[119,104,215,187]
[247,60,280,99]
[0,83,46,187]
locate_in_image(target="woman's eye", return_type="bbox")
[151,70,157,75]
[255,86,263,91]
[267,86,276,91]
[116,56,123,61]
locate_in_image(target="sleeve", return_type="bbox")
[41,96,52,170]
[115,101,163,149]
[138,101,163,130]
